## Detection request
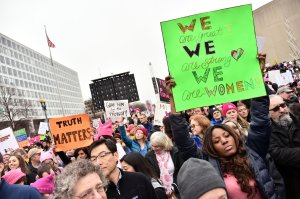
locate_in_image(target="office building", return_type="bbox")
[253,0,300,63]
[0,33,84,124]
[90,72,139,111]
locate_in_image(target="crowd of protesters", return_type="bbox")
[0,54,300,199]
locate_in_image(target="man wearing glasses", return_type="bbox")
[27,148,42,184]
[277,85,299,105]
[89,139,158,199]
[268,94,300,199]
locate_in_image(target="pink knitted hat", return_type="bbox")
[222,103,238,116]
[30,173,55,194]
[3,168,25,184]
[136,127,148,136]
[94,120,113,140]
[40,151,53,163]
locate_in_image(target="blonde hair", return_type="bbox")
[150,131,173,151]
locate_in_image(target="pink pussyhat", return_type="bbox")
[40,151,54,163]
[30,173,55,194]
[2,168,25,184]
[94,119,113,141]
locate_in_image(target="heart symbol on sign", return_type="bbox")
[231,48,244,61]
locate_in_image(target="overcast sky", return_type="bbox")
[0,0,272,103]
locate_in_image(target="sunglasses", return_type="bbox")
[269,102,287,112]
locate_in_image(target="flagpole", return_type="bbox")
[44,25,66,116]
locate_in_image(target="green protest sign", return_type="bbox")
[161,4,266,111]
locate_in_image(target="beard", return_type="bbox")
[274,113,293,129]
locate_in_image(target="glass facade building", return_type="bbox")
[0,33,84,120]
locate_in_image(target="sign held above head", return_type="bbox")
[161,4,266,111]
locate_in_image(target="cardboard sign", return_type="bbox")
[161,4,266,111]
[49,114,93,151]
[156,78,170,103]
[13,128,29,148]
[153,103,171,126]
[38,122,49,135]
[0,127,20,154]
[104,100,130,121]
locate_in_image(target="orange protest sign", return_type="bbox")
[49,114,93,151]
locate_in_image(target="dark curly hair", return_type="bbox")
[203,124,258,199]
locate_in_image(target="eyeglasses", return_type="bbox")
[269,102,287,112]
[73,184,107,199]
[190,124,200,129]
[90,152,112,162]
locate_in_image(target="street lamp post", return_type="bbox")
[39,97,50,132]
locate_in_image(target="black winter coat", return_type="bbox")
[269,113,300,199]
[145,114,201,185]
[106,169,158,199]
[170,95,280,199]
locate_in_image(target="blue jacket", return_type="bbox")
[193,135,202,149]
[119,125,150,157]
[170,95,279,199]
[0,179,42,199]
[210,117,224,125]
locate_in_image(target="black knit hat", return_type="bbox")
[209,106,220,116]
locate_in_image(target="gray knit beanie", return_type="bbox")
[177,158,226,199]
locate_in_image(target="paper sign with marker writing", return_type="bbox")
[154,103,171,126]
[161,4,266,111]
[38,122,49,135]
[49,114,93,151]
[268,70,293,86]
[14,128,29,148]
[0,127,20,154]
[156,78,170,103]
[104,100,130,121]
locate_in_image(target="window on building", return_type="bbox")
[0,55,4,64]
[1,37,7,45]
[7,40,11,48]
[5,57,10,65]
[18,70,22,78]
[2,65,7,74]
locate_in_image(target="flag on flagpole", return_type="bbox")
[46,33,55,48]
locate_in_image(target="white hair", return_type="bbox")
[150,131,173,151]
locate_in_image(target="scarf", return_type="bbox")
[155,150,174,194]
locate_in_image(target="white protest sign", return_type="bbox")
[154,102,171,126]
[280,70,293,85]
[0,127,20,154]
[104,100,130,122]
[268,70,294,86]
[38,122,49,135]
